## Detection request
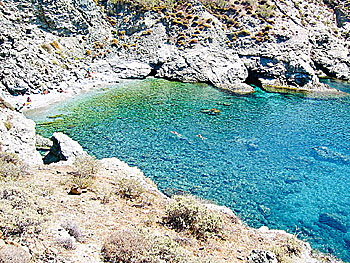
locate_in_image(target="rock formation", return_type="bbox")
[43,132,87,164]
[0,0,349,98]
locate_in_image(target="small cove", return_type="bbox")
[27,78,350,261]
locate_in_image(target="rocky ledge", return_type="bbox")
[0,0,349,100]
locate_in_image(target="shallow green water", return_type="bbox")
[29,78,350,261]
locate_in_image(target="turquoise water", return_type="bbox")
[29,78,350,261]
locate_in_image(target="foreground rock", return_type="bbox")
[43,132,87,164]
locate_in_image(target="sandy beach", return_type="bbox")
[4,73,121,113]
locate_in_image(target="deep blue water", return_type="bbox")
[28,78,350,261]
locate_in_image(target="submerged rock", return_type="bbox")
[319,213,347,233]
[312,146,350,164]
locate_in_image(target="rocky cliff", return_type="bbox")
[0,0,349,98]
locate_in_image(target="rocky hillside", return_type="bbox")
[0,0,349,99]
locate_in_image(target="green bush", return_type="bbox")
[0,181,50,239]
[71,155,100,189]
[0,152,27,181]
[102,227,194,263]
[164,195,223,239]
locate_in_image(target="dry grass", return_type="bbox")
[0,180,50,239]
[0,152,28,181]
[70,155,100,189]
[102,227,196,263]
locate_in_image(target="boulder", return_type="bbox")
[35,134,53,149]
[43,132,87,164]
[247,250,277,263]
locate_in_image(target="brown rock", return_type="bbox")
[69,187,82,195]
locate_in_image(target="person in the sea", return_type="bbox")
[170,131,182,138]
[196,134,206,140]
[27,97,31,103]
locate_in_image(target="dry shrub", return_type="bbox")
[60,220,84,242]
[0,181,50,239]
[164,195,223,239]
[0,152,28,181]
[102,228,194,263]
[0,97,14,110]
[71,155,100,189]
[116,177,144,200]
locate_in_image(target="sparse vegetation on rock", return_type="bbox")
[102,227,195,263]
[70,154,100,189]
[164,195,223,239]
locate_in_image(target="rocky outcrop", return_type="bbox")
[0,107,42,165]
[43,132,87,164]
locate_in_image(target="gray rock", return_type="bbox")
[247,250,277,263]
[0,108,43,165]
[43,132,87,164]
[0,245,31,263]
[157,46,252,94]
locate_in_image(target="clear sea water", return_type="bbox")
[27,78,350,261]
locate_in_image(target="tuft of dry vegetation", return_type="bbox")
[116,177,144,200]
[164,195,223,239]
[271,234,303,263]
[70,155,100,189]
[0,181,50,239]
[0,97,14,110]
[102,227,195,263]
[0,152,28,181]
[0,245,31,263]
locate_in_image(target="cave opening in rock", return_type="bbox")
[148,63,164,77]
[245,71,263,88]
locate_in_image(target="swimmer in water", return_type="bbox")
[170,131,182,138]
[196,134,206,140]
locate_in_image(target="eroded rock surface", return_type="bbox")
[0,107,42,165]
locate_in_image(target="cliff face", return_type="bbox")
[0,0,349,97]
